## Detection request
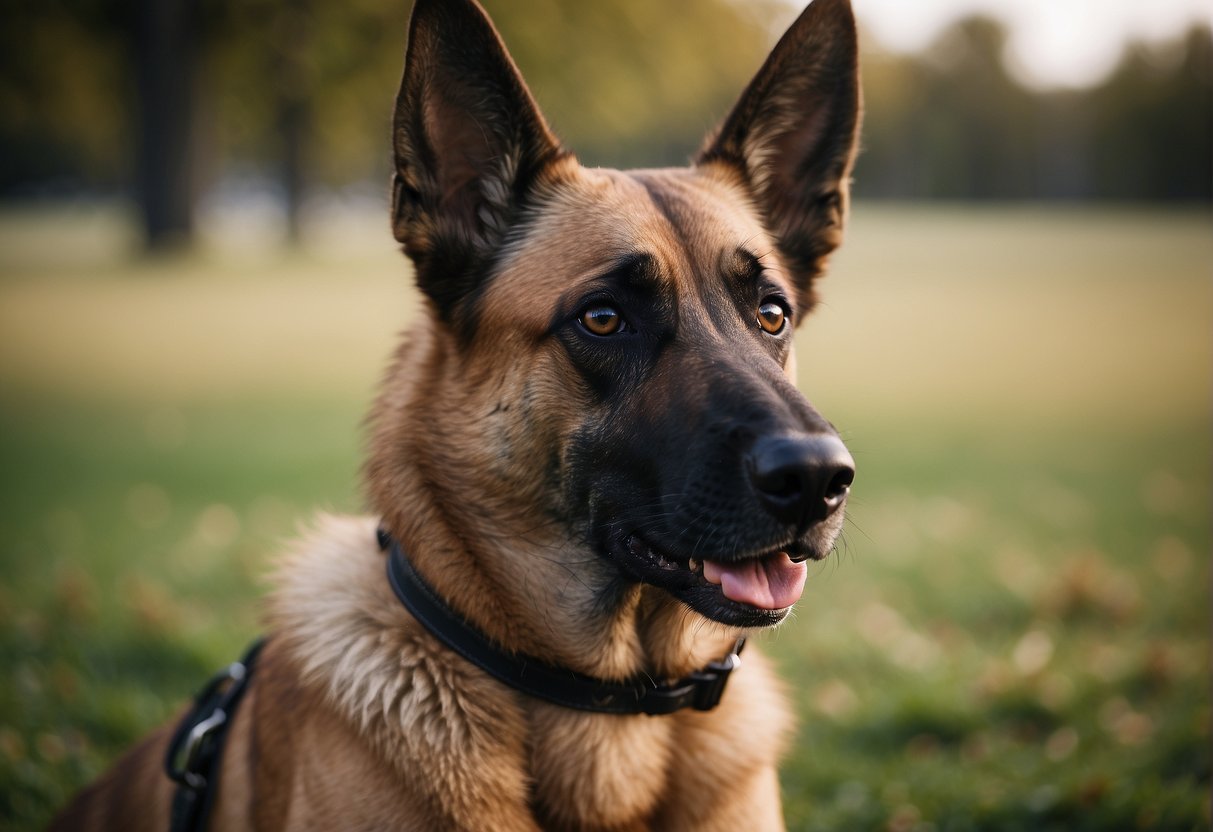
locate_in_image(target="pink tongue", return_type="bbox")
[703,553,807,610]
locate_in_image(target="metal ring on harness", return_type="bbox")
[163,638,266,832]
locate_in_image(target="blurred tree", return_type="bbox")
[854,16,1212,202]
[206,0,778,181]
[0,1,131,195]
[0,0,1209,244]
[921,17,1036,198]
[856,17,1038,200]
[482,0,781,169]
[133,0,201,249]
[1088,26,1212,200]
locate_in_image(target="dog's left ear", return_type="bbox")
[391,0,566,320]
[697,0,861,316]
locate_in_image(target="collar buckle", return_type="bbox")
[690,641,743,711]
[633,638,745,716]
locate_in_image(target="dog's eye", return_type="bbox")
[757,300,787,334]
[581,305,624,336]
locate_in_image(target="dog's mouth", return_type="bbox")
[608,532,819,628]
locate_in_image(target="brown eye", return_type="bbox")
[757,301,786,334]
[581,305,622,336]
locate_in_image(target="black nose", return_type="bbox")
[747,434,855,526]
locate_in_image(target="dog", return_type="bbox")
[52,0,860,828]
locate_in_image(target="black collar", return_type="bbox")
[378,527,744,716]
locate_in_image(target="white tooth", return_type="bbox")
[687,558,699,572]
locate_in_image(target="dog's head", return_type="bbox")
[378,0,861,630]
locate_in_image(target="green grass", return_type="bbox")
[0,203,1209,830]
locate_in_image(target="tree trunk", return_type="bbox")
[276,0,311,247]
[133,0,199,251]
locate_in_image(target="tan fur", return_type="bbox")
[55,514,790,831]
[53,1,862,828]
[268,515,790,830]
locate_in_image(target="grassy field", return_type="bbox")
[0,203,1209,830]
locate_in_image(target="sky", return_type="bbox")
[844,0,1213,89]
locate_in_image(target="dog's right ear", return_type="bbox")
[392,0,565,319]
[697,0,861,317]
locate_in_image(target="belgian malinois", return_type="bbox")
[54,0,861,828]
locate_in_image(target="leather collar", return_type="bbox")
[378,527,744,716]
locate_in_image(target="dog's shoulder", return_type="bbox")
[267,513,519,728]
[265,514,533,772]
[267,513,385,646]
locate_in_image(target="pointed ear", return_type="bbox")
[697,0,861,315]
[392,0,566,319]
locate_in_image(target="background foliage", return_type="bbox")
[1,0,1210,214]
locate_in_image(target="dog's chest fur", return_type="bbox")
[269,515,791,830]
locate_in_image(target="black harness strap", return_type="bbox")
[378,527,745,716]
[164,637,266,832]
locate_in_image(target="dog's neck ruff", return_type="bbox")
[378,527,745,716]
